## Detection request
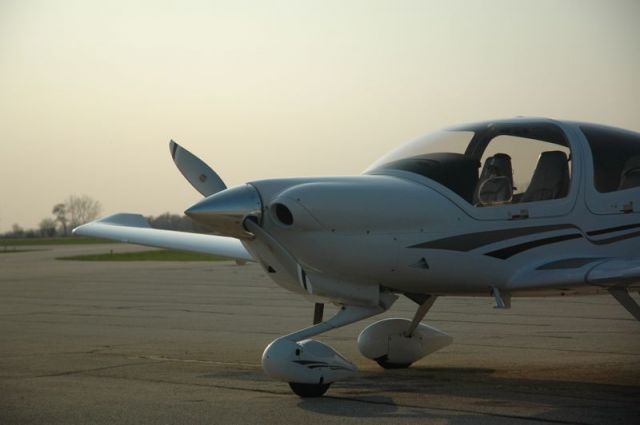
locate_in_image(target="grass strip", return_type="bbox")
[0,248,36,254]
[0,237,119,246]
[57,249,226,262]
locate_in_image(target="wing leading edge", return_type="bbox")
[73,213,254,262]
[509,257,640,320]
[588,258,640,321]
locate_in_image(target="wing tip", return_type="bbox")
[71,225,83,236]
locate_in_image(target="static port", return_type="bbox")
[273,203,294,226]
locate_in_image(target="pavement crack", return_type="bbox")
[455,343,640,357]
[34,361,151,378]
[326,395,596,425]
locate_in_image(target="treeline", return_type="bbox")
[145,213,209,233]
[3,195,102,238]
[2,195,208,239]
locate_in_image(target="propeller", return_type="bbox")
[185,185,262,239]
[246,218,325,322]
[172,142,326,323]
[169,140,227,197]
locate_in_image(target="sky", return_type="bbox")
[1,0,639,232]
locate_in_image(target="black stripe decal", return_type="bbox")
[587,223,640,237]
[292,360,351,371]
[293,360,328,366]
[485,234,582,259]
[409,224,576,251]
[589,229,640,245]
[407,222,640,261]
[483,229,640,260]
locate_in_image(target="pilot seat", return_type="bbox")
[474,153,514,206]
[521,150,569,202]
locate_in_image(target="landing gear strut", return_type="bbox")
[377,294,437,369]
[376,358,412,369]
[262,293,398,397]
[313,303,324,325]
[358,294,452,369]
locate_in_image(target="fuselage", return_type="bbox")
[242,118,640,302]
[72,116,640,397]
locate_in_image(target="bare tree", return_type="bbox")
[147,213,208,233]
[52,203,68,235]
[10,224,24,238]
[51,195,102,235]
[66,195,102,229]
[39,218,57,237]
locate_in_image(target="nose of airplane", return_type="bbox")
[185,184,262,239]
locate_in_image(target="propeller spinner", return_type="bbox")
[185,184,262,239]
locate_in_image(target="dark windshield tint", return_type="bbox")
[368,120,571,205]
[581,125,640,192]
[373,153,480,203]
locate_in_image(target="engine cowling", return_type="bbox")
[262,338,357,385]
[357,318,453,368]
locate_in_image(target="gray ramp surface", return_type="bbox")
[1,245,639,424]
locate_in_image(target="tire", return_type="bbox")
[288,382,331,398]
[375,359,412,369]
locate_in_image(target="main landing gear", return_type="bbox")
[357,295,452,369]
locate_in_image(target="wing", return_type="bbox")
[509,257,640,320]
[509,257,640,291]
[586,258,640,286]
[73,213,254,262]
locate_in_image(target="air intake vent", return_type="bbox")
[273,203,294,226]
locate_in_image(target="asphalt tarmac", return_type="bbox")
[1,244,639,424]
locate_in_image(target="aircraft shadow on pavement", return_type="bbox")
[296,366,639,424]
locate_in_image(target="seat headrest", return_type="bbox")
[484,153,512,175]
[621,155,640,173]
[619,155,640,190]
[474,153,513,205]
[521,150,569,202]
[538,150,568,168]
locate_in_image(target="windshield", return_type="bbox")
[365,130,478,202]
[366,121,572,206]
[367,130,475,170]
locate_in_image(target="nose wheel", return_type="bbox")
[288,382,331,398]
[375,357,412,369]
[262,295,398,397]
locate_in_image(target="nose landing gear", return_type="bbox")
[261,294,397,397]
[288,382,331,398]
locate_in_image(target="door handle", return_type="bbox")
[509,209,529,219]
[621,201,634,214]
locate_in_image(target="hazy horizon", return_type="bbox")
[2,0,639,232]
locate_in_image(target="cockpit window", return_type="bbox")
[581,125,640,192]
[367,130,475,170]
[479,135,570,204]
[378,153,480,203]
[367,121,572,206]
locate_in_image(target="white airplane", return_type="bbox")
[74,117,640,397]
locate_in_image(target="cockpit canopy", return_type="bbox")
[366,120,572,206]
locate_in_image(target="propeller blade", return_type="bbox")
[169,140,226,197]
